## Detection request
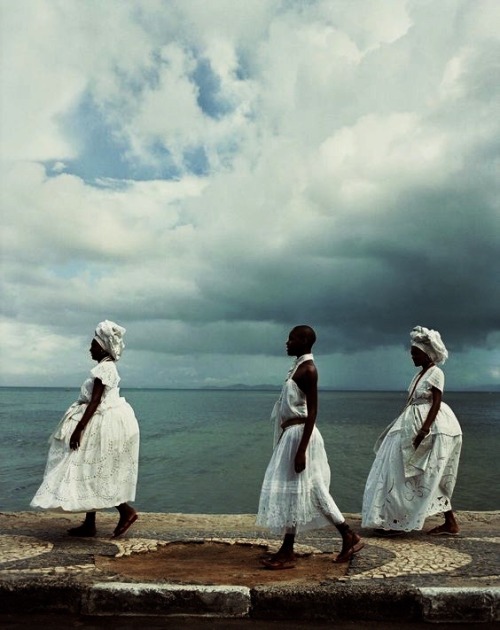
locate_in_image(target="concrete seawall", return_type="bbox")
[1,510,499,623]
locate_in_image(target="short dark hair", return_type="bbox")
[293,325,316,348]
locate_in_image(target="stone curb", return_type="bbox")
[2,580,499,622]
[82,582,251,617]
[418,586,500,623]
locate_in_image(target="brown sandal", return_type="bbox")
[427,524,459,536]
[112,512,138,538]
[262,557,296,570]
[333,538,364,563]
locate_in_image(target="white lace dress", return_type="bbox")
[256,355,344,534]
[362,366,462,531]
[31,359,140,512]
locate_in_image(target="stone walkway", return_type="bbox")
[1,510,499,622]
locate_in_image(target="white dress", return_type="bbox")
[362,365,462,531]
[31,359,140,512]
[256,355,344,535]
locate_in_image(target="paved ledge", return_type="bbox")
[250,584,500,623]
[83,582,251,617]
[418,587,500,623]
[1,510,499,622]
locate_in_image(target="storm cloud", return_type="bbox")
[1,0,499,390]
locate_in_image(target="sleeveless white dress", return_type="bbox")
[256,354,344,534]
[362,365,462,531]
[31,358,140,512]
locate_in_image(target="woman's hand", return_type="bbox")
[70,425,83,450]
[294,449,306,473]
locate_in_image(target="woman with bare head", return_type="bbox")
[257,325,363,568]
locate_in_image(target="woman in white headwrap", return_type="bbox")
[31,321,140,538]
[362,326,462,535]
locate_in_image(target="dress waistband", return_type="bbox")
[281,418,306,429]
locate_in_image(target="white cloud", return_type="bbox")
[0,0,499,389]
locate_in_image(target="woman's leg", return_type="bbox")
[316,496,364,563]
[112,502,138,538]
[276,530,296,559]
[333,520,364,563]
[68,511,97,537]
[444,510,459,531]
[428,509,460,535]
[262,528,297,569]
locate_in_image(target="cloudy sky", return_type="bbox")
[1,0,499,391]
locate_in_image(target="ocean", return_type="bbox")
[0,387,498,515]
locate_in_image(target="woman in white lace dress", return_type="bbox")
[31,320,140,538]
[257,326,363,568]
[362,326,462,535]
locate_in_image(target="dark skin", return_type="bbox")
[410,346,440,450]
[67,338,137,538]
[265,326,363,566]
[69,340,106,450]
[288,330,318,475]
[409,345,459,535]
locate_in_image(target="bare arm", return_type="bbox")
[70,378,105,450]
[413,386,442,449]
[293,363,318,473]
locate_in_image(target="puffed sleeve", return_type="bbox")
[426,366,445,392]
[91,360,121,388]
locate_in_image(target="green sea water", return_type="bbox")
[1,388,498,514]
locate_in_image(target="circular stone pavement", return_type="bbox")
[94,540,349,587]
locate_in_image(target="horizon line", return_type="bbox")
[0,385,498,393]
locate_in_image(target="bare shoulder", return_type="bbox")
[294,361,318,386]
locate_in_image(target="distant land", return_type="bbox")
[199,384,500,393]
[203,384,280,391]
[0,384,498,392]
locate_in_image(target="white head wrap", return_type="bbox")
[410,325,448,364]
[94,320,126,361]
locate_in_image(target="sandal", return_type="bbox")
[333,538,364,563]
[112,512,138,538]
[262,557,296,570]
[427,524,459,536]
